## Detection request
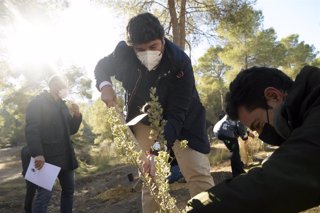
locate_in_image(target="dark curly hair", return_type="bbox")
[226,67,293,120]
[126,12,164,45]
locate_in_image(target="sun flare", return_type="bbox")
[4,0,124,73]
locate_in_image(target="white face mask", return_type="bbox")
[136,50,162,71]
[58,88,69,99]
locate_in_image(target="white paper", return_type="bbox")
[25,157,61,191]
[126,113,148,126]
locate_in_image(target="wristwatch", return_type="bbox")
[150,141,164,155]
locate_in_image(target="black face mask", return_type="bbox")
[258,123,285,146]
[258,104,286,145]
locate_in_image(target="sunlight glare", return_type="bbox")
[5,0,124,73]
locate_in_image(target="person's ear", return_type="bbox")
[264,87,285,103]
[161,38,165,52]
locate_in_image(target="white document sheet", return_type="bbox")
[25,157,61,191]
[126,113,148,126]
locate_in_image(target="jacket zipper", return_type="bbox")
[127,68,142,108]
[155,69,171,87]
[126,68,171,116]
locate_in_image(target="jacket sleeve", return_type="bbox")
[186,106,320,213]
[25,99,44,157]
[69,114,82,135]
[164,57,194,147]
[94,41,133,90]
[21,146,31,176]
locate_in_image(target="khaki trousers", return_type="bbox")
[132,123,214,213]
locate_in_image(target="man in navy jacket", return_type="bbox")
[94,12,214,213]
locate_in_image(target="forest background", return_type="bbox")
[0,0,319,173]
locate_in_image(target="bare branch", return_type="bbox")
[153,0,168,9]
[185,39,192,58]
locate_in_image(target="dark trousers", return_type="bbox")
[33,169,75,213]
[24,180,37,213]
[218,135,245,177]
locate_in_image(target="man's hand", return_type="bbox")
[143,154,156,178]
[34,155,45,170]
[70,103,81,117]
[101,85,117,107]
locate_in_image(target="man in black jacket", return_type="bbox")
[94,13,214,213]
[186,66,320,213]
[213,114,249,177]
[25,75,82,213]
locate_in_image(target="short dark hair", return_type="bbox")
[126,12,164,45]
[226,67,293,120]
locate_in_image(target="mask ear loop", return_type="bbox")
[159,38,165,55]
[266,108,270,124]
[264,97,270,124]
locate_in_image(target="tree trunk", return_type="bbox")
[245,54,248,69]
[218,77,224,111]
[179,0,186,50]
[219,88,224,111]
[168,0,186,50]
[168,0,180,46]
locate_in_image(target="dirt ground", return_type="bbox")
[0,146,23,185]
[0,145,233,213]
[0,145,232,213]
[0,145,319,213]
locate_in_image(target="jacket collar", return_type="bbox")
[284,66,320,129]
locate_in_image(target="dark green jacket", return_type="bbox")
[25,91,82,170]
[187,66,320,213]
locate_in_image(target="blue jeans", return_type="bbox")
[168,164,183,183]
[24,180,37,213]
[33,169,75,213]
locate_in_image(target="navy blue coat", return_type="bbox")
[94,39,210,154]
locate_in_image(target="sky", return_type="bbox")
[193,0,320,60]
[5,0,319,72]
[4,0,124,74]
[255,0,320,52]
[3,0,319,94]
